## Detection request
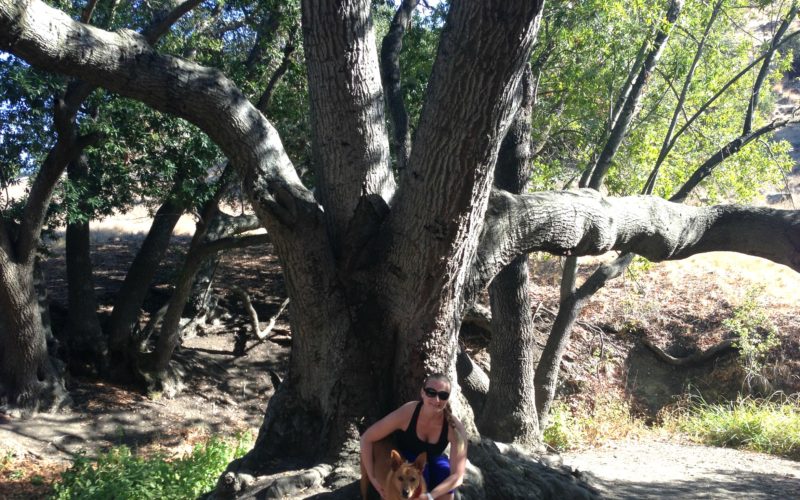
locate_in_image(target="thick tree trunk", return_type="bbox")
[65,219,107,371]
[478,65,541,445]
[383,0,545,403]
[0,260,65,410]
[65,158,106,374]
[481,256,540,442]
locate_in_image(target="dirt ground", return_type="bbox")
[1,191,799,498]
[1,219,291,499]
[561,438,800,499]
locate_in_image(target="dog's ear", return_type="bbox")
[413,452,427,471]
[390,450,403,471]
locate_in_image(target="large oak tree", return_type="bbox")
[1,0,799,496]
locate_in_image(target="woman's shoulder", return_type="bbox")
[384,400,419,422]
[397,400,420,416]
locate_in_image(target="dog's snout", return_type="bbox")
[402,489,412,498]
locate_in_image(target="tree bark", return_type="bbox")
[301,0,394,251]
[0,259,65,410]
[107,192,185,362]
[382,0,545,403]
[65,157,107,374]
[472,190,800,285]
[478,64,541,445]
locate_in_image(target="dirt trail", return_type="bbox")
[562,439,800,499]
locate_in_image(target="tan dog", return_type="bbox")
[361,439,427,499]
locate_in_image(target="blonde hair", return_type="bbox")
[424,373,467,455]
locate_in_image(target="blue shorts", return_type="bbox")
[401,451,451,491]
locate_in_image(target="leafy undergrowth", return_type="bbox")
[663,395,800,460]
[544,391,649,452]
[48,432,252,499]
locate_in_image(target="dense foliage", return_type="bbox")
[50,433,252,500]
[529,0,793,200]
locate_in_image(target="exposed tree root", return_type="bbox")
[212,464,332,499]
[642,337,735,366]
[209,437,600,499]
[137,355,187,398]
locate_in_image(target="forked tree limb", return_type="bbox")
[643,0,724,194]
[141,0,205,44]
[583,0,683,189]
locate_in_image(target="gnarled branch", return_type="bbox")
[470,188,800,300]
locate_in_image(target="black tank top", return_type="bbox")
[395,401,449,458]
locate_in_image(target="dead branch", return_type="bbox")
[231,287,290,341]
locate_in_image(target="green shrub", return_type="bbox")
[672,395,800,460]
[50,432,252,499]
[543,395,646,451]
[724,286,780,381]
[543,402,575,451]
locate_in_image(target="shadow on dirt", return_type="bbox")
[587,469,800,500]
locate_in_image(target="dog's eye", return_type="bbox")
[397,476,404,481]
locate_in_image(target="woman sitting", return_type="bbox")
[360,373,468,499]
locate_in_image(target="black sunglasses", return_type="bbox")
[423,387,450,400]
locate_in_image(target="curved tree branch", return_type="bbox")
[141,0,205,45]
[657,27,800,169]
[256,27,297,115]
[671,115,800,202]
[0,0,315,228]
[470,188,800,298]
[8,0,203,264]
